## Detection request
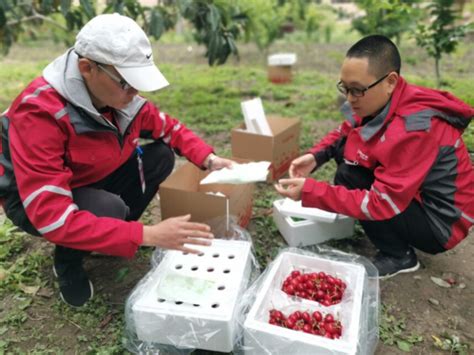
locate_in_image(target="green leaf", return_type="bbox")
[0,8,6,27]
[79,0,96,19]
[60,0,71,17]
[41,0,54,15]
[207,4,221,32]
[149,8,165,39]
[115,267,129,282]
[397,340,412,352]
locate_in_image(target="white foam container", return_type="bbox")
[243,251,367,354]
[273,199,354,246]
[268,53,297,66]
[132,239,253,352]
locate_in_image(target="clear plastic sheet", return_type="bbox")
[235,246,379,355]
[124,221,260,354]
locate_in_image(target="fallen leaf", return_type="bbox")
[99,313,113,328]
[428,298,440,306]
[18,283,40,295]
[430,276,451,288]
[37,288,54,298]
[0,267,6,281]
[397,340,412,352]
[432,335,444,348]
[115,267,130,283]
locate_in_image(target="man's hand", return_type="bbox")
[274,178,305,201]
[142,214,214,254]
[204,153,234,171]
[289,154,317,178]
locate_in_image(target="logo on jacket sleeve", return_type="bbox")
[357,149,369,161]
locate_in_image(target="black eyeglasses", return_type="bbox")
[337,73,389,97]
[96,63,132,90]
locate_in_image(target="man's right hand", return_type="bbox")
[142,214,214,254]
[289,154,317,178]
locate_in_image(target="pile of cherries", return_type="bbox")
[281,270,347,306]
[268,309,342,339]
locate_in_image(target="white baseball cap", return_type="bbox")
[74,13,169,92]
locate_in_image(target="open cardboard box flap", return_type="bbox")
[159,159,254,232]
[232,115,300,181]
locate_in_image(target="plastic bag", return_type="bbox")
[234,246,379,355]
[200,161,271,185]
[124,222,260,354]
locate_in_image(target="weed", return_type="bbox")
[380,303,423,352]
[432,333,470,354]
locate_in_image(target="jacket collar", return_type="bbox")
[340,77,407,141]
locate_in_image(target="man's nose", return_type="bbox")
[347,92,358,103]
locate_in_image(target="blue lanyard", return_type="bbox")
[136,146,145,193]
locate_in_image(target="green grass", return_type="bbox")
[0,44,473,353]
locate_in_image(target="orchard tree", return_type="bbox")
[415,0,470,87]
[0,0,250,65]
[352,0,421,45]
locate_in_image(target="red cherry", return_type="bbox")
[302,312,311,323]
[291,270,301,278]
[324,314,334,323]
[312,311,322,322]
[285,318,295,328]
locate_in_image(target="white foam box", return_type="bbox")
[273,199,354,247]
[243,251,367,355]
[132,239,253,352]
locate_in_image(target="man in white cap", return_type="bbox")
[0,13,233,307]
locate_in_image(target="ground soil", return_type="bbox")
[1,41,473,354]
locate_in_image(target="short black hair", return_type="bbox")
[346,35,401,76]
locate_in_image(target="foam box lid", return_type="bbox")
[276,198,338,223]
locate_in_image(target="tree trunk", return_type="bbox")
[435,58,441,88]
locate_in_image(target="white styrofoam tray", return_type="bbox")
[273,199,354,247]
[243,251,367,355]
[132,239,253,352]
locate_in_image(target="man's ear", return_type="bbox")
[77,58,95,80]
[386,71,399,95]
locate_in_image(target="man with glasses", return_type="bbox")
[276,35,473,278]
[0,13,234,306]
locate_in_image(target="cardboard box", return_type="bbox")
[159,162,254,231]
[133,239,253,352]
[243,251,367,354]
[231,116,300,181]
[268,65,292,84]
[268,54,297,84]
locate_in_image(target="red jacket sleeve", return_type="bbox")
[308,120,353,167]
[139,102,214,167]
[302,130,438,220]
[9,101,143,258]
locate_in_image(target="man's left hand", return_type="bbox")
[274,178,305,201]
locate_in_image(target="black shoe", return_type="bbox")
[373,249,420,279]
[53,260,94,307]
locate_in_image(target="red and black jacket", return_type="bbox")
[0,50,213,258]
[304,77,473,250]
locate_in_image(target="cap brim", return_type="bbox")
[116,64,169,92]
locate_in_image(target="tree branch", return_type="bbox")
[7,13,69,32]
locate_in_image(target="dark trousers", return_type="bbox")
[334,162,445,258]
[7,140,174,263]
